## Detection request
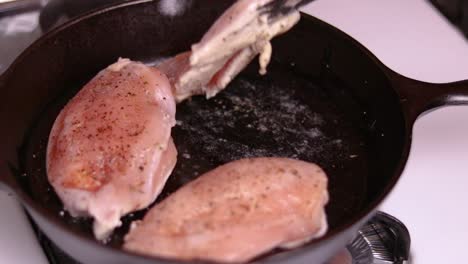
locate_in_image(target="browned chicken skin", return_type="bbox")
[124,158,329,263]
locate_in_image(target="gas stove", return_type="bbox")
[1,0,468,263]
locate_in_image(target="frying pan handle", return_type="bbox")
[392,74,468,123]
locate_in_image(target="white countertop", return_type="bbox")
[1,0,468,263]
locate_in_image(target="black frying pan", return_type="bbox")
[0,0,467,263]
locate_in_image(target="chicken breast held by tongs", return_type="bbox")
[159,0,305,102]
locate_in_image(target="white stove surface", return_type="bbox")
[1,0,468,263]
[303,1,468,263]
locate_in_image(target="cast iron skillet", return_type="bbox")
[0,0,467,263]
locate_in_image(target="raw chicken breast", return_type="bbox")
[123,158,329,263]
[159,0,301,102]
[47,59,177,240]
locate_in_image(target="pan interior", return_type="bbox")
[19,59,371,248]
[7,0,406,259]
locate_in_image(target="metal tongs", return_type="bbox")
[259,0,316,21]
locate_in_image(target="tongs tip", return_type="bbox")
[259,0,316,19]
